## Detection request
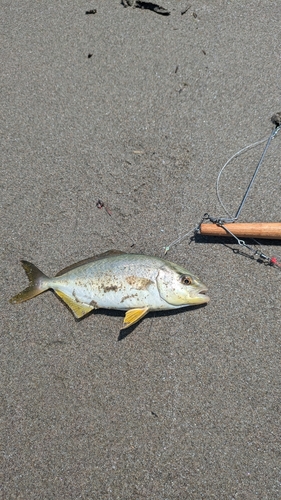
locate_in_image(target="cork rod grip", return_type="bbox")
[200,222,281,240]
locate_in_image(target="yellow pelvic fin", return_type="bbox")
[55,290,94,319]
[122,307,150,329]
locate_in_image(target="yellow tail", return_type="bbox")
[10,260,50,304]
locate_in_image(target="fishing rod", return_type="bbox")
[199,222,281,240]
[199,111,281,240]
[165,112,281,266]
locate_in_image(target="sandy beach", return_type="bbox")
[1,1,281,498]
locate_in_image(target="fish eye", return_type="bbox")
[180,275,192,286]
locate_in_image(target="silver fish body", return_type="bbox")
[10,250,209,329]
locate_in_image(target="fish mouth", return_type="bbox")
[199,289,210,302]
[190,288,210,305]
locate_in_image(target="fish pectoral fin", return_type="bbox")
[122,307,150,329]
[54,290,94,319]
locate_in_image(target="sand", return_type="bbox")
[1,1,281,498]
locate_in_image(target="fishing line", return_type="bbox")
[216,122,281,222]
[216,136,268,220]
[164,112,281,268]
[164,226,197,255]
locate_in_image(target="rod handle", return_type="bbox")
[200,222,281,240]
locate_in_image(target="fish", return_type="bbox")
[9,250,209,329]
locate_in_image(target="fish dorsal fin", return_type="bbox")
[55,290,95,318]
[121,307,150,329]
[55,250,126,277]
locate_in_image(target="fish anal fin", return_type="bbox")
[55,250,125,277]
[122,307,149,329]
[55,290,94,319]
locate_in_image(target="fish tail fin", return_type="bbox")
[10,260,50,304]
